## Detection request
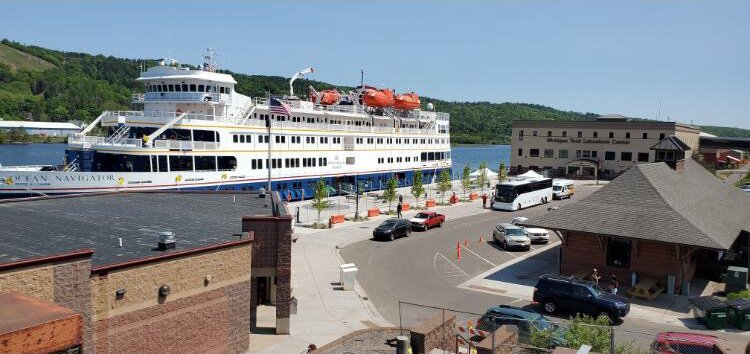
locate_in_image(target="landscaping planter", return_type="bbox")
[469,192,478,200]
[425,199,436,208]
[367,208,380,217]
[330,214,345,224]
[402,203,410,211]
[690,296,728,329]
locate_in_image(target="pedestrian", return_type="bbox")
[490,192,495,209]
[481,193,488,209]
[396,202,403,218]
[398,194,403,204]
[591,268,601,285]
[609,274,619,294]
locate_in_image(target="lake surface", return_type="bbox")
[0,143,511,171]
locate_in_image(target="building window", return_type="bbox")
[625,132,630,139]
[593,132,598,138]
[543,149,554,158]
[533,131,538,137]
[605,151,615,160]
[576,150,582,158]
[518,130,524,141]
[659,133,665,140]
[591,151,597,158]
[582,150,591,158]
[638,152,650,162]
[609,132,614,138]
[621,152,632,161]
[547,131,552,137]
[577,131,582,138]
[642,132,648,139]
[529,149,540,157]
[559,149,568,158]
[607,238,631,268]
[562,131,567,137]
[518,148,523,157]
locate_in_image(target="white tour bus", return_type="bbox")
[493,177,554,211]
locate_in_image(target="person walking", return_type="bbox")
[481,193,488,209]
[609,274,619,294]
[490,192,495,209]
[591,268,601,285]
[396,201,403,218]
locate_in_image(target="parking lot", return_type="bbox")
[340,184,750,350]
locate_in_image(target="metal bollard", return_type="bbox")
[396,335,410,354]
[296,206,300,223]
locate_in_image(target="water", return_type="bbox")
[0,143,511,170]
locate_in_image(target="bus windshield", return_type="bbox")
[495,185,517,203]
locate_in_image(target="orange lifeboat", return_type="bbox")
[394,92,420,110]
[362,88,394,107]
[311,89,341,105]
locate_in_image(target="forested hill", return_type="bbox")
[1,39,748,143]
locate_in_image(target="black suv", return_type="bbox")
[372,218,411,241]
[532,274,630,322]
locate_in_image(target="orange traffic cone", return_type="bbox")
[479,235,485,243]
[457,241,461,261]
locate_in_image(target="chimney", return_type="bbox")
[158,231,176,251]
[674,159,685,173]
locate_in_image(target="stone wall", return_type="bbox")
[91,242,252,354]
[0,264,55,302]
[409,313,457,354]
[475,325,520,354]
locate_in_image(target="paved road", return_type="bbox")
[341,185,750,350]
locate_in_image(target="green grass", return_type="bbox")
[0,43,54,72]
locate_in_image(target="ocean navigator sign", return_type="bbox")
[546,138,630,145]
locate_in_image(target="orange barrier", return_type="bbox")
[402,203,410,211]
[367,208,380,217]
[469,192,478,200]
[425,199,436,208]
[330,214,345,224]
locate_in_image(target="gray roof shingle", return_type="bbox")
[523,159,750,249]
[650,135,690,151]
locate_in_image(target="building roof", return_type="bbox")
[511,119,699,132]
[523,159,750,250]
[650,135,690,151]
[0,121,81,130]
[0,191,280,266]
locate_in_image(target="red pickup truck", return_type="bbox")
[410,211,445,231]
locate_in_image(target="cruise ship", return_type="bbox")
[0,51,452,199]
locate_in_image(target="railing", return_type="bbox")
[67,135,142,149]
[153,140,219,150]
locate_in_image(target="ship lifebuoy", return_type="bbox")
[117,177,125,185]
[204,97,211,102]
[175,175,182,183]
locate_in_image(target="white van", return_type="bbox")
[552,179,575,199]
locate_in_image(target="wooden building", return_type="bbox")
[524,147,750,294]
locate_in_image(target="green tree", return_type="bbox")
[411,170,425,207]
[6,127,29,143]
[476,162,488,194]
[311,178,330,224]
[383,176,398,212]
[437,169,452,204]
[498,161,508,183]
[530,314,632,353]
[0,129,7,144]
[461,164,471,200]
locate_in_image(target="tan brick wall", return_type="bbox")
[0,265,54,302]
[91,244,251,320]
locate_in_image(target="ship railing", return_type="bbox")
[102,111,240,125]
[153,140,219,150]
[142,92,224,103]
[67,135,143,149]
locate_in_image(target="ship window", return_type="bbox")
[198,84,205,92]
[169,155,193,172]
[233,135,238,143]
[195,156,216,171]
[240,135,245,143]
[161,84,167,92]
[182,84,188,91]
[220,87,225,94]
[175,84,181,92]
[157,85,162,92]
[168,84,174,92]
[226,87,232,94]
[205,85,212,93]
[190,84,196,92]
[218,156,237,170]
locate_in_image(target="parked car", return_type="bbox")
[511,216,550,243]
[650,332,722,353]
[474,305,566,347]
[493,223,531,250]
[372,218,411,241]
[532,274,630,321]
[410,211,445,231]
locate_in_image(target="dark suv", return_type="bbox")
[532,274,630,322]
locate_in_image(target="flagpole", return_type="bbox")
[267,92,272,193]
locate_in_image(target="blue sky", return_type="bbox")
[1,1,748,128]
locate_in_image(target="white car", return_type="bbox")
[511,216,550,243]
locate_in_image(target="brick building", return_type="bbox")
[0,191,292,353]
[524,158,750,294]
[511,115,700,178]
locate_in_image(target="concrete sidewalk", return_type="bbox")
[248,187,497,353]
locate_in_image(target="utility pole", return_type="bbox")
[266,91,272,193]
[355,178,360,219]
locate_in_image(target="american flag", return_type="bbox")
[269,97,291,116]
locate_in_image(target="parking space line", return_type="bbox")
[433,252,469,277]
[460,246,496,267]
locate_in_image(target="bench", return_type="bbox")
[627,277,665,301]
